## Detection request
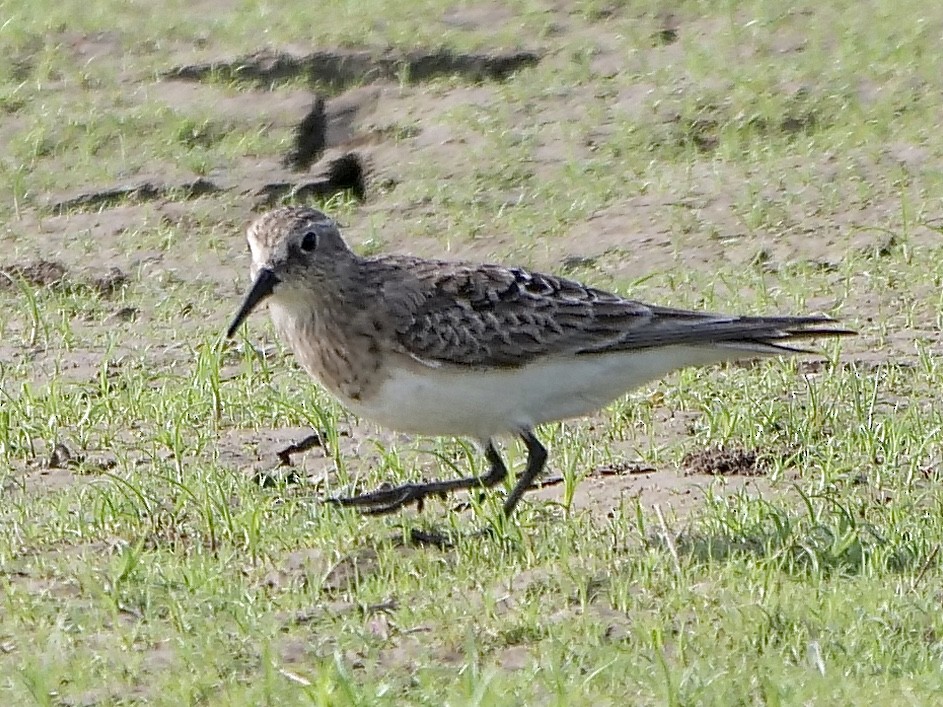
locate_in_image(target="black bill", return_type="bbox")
[226,268,279,338]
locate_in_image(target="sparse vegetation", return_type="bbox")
[2,0,943,703]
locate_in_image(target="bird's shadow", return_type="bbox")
[648,525,931,577]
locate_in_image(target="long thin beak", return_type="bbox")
[226,268,279,338]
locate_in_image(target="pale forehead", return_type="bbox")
[247,206,335,249]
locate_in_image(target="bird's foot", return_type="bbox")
[326,481,448,515]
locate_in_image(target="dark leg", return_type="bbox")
[502,430,548,517]
[326,441,508,515]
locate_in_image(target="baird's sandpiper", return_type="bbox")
[227,206,853,517]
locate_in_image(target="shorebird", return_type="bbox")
[227,206,852,518]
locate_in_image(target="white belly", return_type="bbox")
[341,345,746,440]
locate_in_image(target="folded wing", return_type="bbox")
[382,258,852,368]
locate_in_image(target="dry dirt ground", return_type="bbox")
[1,5,933,525]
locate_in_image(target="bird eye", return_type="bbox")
[300,231,318,252]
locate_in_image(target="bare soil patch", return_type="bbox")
[0,258,129,296]
[682,447,766,477]
[529,464,776,519]
[0,259,67,288]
